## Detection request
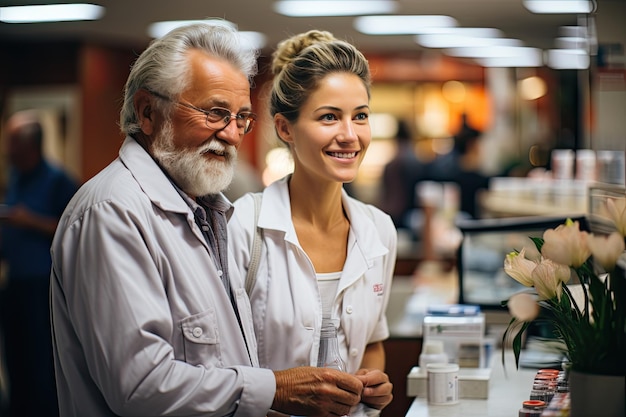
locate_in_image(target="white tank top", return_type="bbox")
[316,271,341,319]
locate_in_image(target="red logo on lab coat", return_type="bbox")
[373,283,384,295]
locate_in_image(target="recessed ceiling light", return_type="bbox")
[0,3,105,23]
[418,35,523,49]
[479,54,543,67]
[447,46,541,59]
[415,28,520,49]
[559,25,588,37]
[523,0,593,14]
[555,37,588,49]
[274,0,397,17]
[354,15,457,35]
[148,19,235,38]
[147,20,266,50]
[447,46,543,67]
[546,49,590,69]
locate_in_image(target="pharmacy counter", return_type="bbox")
[405,350,537,417]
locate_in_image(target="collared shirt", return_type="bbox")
[228,176,397,374]
[50,137,274,417]
[172,184,232,299]
[174,185,251,361]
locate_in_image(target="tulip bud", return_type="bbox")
[508,292,540,322]
[504,248,537,287]
[542,220,590,268]
[532,258,570,301]
[606,197,626,238]
[587,232,625,271]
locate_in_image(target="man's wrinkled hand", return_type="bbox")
[272,366,363,416]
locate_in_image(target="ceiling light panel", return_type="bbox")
[523,0,593,14]
[274,0,398,17]
[479,54,543,67]
[148,20,266,50]
[354,15,458,35]
[417,35,522,49]
[0,3,105,23]
[546,49,590,69]
[447,46,541,59]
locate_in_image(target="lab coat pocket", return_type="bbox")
[180,308,220,366]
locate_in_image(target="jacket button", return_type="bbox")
[192,327,203,337]
[350,348,359,357]
[346,305,354,314]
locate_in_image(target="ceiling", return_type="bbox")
[0,0,600,58]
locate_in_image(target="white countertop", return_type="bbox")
[405,350,537,417]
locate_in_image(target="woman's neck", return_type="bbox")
[288,173,346,230]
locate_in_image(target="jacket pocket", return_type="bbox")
[180,308,221,366]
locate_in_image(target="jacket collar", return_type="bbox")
[118,136,233,218]
[258,175,388,263]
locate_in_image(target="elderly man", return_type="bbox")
[50,22,364,417]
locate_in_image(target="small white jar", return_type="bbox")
[427,363,460,405]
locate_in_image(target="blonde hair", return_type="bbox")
[269,30,370,123]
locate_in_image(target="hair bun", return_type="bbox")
[271,30,337,75]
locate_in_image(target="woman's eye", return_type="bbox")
[320,113,337,121]
[355,112,369,121]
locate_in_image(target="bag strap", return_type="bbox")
[245,193,263,296]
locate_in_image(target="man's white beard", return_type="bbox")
[152,120,236,197]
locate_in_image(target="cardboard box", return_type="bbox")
[407,366,492,399]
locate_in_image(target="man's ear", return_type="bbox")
[134,89,156,135]
[274,114,293,145]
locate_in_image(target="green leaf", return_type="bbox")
[529,236,544,253]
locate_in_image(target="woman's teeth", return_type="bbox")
[328,152,356,159]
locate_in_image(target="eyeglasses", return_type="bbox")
[148,90,257,134]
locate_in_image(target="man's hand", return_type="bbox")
[4,204,58,235]
[272,366,363,416]
[354,369,393,410]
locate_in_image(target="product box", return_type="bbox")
[422,313,486,368]
[406,366,492,399]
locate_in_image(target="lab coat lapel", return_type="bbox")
[118,136,210,250]
[257,176,298,244]
[338,192,389,291]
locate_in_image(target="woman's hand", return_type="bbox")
[354,368,393,410]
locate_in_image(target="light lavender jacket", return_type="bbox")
[50,137,275,417]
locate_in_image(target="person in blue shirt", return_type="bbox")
[0,109,79,417]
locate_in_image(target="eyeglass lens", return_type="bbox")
[206,107,255,134]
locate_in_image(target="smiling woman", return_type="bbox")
[228,29,397,416]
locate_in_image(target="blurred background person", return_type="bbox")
[425,114,490,219]
[426,113,471,183]
[379,119,425,238]
[0,109,79,417]
[448,123,490,219]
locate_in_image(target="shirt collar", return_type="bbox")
[171,181,232,220]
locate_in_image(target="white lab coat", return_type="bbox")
[228,176,397,374]
[50,137,275,417]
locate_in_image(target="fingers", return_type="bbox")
[334,369,364,396]
[355,369,394,410]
